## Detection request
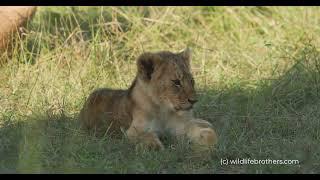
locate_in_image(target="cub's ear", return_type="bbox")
[180,47,192,66]
[137,52,161,82]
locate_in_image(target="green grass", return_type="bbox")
[1,6,320,174]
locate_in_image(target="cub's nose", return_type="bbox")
[188,98,198,105]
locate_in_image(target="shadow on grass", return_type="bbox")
[194,42,320,173]
[0,111,80,173]
[1,42,320,174]
[0,110,194,174]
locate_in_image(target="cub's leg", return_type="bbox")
[170,118,218,148]
[126,116,164,150]
[185,119,218,147]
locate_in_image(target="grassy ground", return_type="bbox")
[0,6,320,174]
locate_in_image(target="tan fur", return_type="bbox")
[79,48,218,150]
[0,6,37,51]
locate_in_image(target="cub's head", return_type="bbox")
[137,48,197,112]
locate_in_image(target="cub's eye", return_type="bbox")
[172,79,181,86]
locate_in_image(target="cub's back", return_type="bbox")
[79,88,134,136]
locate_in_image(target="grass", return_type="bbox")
[0,6,320,174]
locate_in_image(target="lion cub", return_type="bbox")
[79,48,218,150]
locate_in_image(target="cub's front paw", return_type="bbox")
[198,128,218,147]
[189,127,218,151]
[138,133,165,150]
[187,121,218,148]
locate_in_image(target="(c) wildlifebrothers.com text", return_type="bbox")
[220,158,300,166]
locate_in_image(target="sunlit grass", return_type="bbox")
[0,6,320,173]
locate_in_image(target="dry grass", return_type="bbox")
[0,6,320,173]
